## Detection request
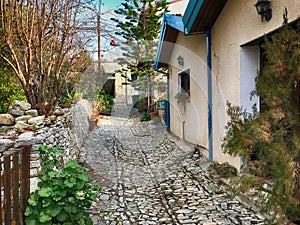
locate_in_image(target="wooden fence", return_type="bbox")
[0,145,31,225]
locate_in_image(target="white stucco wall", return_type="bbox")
[168,33,208,152]
[165,0,300,169]
[210,0,300,168]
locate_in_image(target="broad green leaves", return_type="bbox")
[25,145,101,225]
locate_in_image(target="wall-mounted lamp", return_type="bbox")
[255,0,272,22]
[177,55,184,67]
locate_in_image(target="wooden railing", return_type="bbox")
[0,145,31,225]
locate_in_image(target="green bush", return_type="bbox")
[96,91,114,115]
[58,97,73,105]
[0,67,26,112]
[25,146,101,225]
[74,92,84,102]
[207,161,238,179]
[222,17,300,223]
[140,112,150,122]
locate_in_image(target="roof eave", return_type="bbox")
[154,13,184,70]
[183,0,228,34]
[182,0,205,34]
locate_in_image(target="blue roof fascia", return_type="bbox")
[154,14,167,70]
[182,0,204,34]
[164,13,184,33]
[154,13,184,70]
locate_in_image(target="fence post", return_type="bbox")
[0,144,31,225]
[20,145,31,224]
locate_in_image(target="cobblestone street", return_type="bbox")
[80,95,266,225]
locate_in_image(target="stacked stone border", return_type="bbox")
[0,99,94,191]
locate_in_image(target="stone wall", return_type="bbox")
[0,99,94,192]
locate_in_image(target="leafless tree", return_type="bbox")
[0,0,93,115]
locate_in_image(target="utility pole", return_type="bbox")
[97,0,102,68]
[96,0,103,88]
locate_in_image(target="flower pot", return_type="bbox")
[150,112,157,120]
[89,118,98,131]
[58,103,71,108]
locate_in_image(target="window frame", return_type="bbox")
[177,68,191,102]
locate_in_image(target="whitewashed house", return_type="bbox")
[154,0,300,169]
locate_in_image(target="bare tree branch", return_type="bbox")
[0,0,93,115]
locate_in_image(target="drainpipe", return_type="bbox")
[206,30,213,162]
[182,121,186,140]
[166,72,170,129]
[155,69,170,130]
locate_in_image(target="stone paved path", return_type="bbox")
[80,95,266,225]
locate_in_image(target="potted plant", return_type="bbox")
[149,111,157,120]
[96,91,114,115]
[58,97,73,108]
[174,92,189,103]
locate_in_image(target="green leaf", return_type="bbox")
[92,185,101,192]
[48,171,57,178]
[62,222,72,225]
[25,145,103,225]
[53,178,64,187]
[25,218,38,225]
[39,212,52,223]
[52,188,66,201]
[77,173,90,182]
[66,160,78,169]
[51,147,63,154]
[39,145,50,154]
[47,204,61,217]
[75,190,85,200]
[67,197,76,203]
[76,181,85,189]
[42,198,51,207]
[64,177,76,188]
[38,187,52,197]
[56,211,68,222]
[64,203,78,213]
[86,217,93,225]
[28,193,39,206]
[24,207,33,216]
[53,195,63,201]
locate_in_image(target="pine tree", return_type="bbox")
[112,0,168,112]
[222,13,300,223]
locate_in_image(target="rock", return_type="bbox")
[99,194,110,201]
[25,109,38,117]
[12,100,31,111]
[0,126,16,136]
[53,107,64,116]
[15,121,30,130]
[28,116,45,125]
[176,209,192,214]
[44,118,52,125]
[8,107,24,116]
[32,122,45,129]
[14,137,41,147]
[6,129,18,137]
[47,136,55,144]
[0,139,14,152]
[15,115,32,123]
[18,131,35,140]
[48,115,57,122]
[0,114,15,125]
